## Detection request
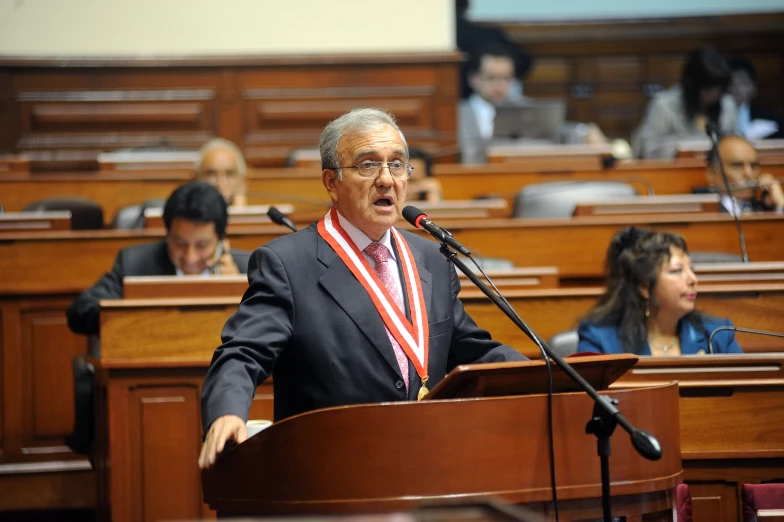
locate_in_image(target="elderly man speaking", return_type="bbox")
[199,108,525,469]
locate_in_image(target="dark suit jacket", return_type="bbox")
[201,223,525,430]
[66,239,250,335]
[576,316,743,355]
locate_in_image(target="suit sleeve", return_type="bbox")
[66,251,125,335]
[577,322,608,354]
[445,262,527,368]
[201,246,294,433]
[714,319,744,354]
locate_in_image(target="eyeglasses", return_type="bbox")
[335,160,413,179]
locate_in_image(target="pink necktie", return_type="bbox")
[363,242,409,390]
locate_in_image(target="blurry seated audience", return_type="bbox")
[728,56,783,140]
[194,138,248,207]
[406,148,443,203]
[633,47,737,159]
[707,135,784,215]
[577,227,742,356]
[455,0,533,100]
[66,182,250,336]
[458,43,612,164]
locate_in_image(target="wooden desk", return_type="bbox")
[432,157,784,202]
[615,355,784,522]
[0,211,72,231]
[573,194,720,216]
[97,150,198,171]
[486,143,614,164]
[2,214,783,295]
[677,139,784,158]
[0,155,30,173]
[144,204,295,229]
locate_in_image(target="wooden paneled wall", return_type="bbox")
[501,12,784,140]
[1,13,783,167]
[0,53,461,167]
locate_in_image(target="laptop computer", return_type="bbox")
[493,100,567,142]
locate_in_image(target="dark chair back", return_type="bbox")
[23,197,104,230]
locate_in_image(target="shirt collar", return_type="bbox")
[336,211,396,260]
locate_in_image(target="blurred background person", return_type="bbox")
[194,138,248,207]
[633,47,737,159]
[455,0,533,101]
[577,227,742,356]
[406,148,443,203]
[728,56,784,140]
[67,182,249,336]
[707,135,784,214]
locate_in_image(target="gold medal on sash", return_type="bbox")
[417,376,429,401]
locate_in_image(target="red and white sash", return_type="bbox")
[317,208,429,381]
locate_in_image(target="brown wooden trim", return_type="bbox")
[496,12,784,44]
[0,51,464,69]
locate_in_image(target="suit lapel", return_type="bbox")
[317,234,404,379]
[316,230,434,381]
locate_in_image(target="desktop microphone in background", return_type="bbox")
[706,122,749,262]
[708,325,784,354]
[267,206,297,232]
[402,206,471,256]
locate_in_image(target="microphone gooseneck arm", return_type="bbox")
[401,206,662,459]
[708,325,784,354]
[706,124,749,262]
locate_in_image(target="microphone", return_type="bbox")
[402,206,471,256]
[708,326,784,354]
[705,124,749,262]
[266,206,297,232]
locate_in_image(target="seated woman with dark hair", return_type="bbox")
[633,47,737,159]
[577,227,742,356]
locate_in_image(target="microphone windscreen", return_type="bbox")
[267,206,288,226]
[402,205,425,227]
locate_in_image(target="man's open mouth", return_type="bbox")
[374,197,394,207]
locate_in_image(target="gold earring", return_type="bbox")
[645,302,650,318]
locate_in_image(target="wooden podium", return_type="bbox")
[202,357,683,521]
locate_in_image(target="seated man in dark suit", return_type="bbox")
[199,108,526,469]
[67,181,250,336]
[706,134,784,215]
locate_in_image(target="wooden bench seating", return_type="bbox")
[2,213,782,294]
[3,157,784,225]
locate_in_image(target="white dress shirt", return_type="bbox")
[336,211,404,300]
[468,93,496,140]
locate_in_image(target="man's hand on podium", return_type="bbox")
[198,414,247,470]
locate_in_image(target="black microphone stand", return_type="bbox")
[438,244,662,522]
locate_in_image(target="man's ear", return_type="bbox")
[322,168,339,200]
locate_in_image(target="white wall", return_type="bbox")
[468,0,784,20]
[0,0,453,56]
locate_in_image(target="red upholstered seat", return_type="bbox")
[743,484,784,522]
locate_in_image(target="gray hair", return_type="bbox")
[319,108,408,179]
[195,138,247,177]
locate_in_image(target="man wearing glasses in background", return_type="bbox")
[199,108,524,469]
[706,134,784,215]
[194,138,248,207]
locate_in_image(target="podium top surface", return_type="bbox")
[424,354,638,400]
